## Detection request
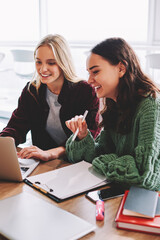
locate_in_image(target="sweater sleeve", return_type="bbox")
[92,98,160,191]
[65,131,96,163]
[0,83,31,145]
[65,129,115,163]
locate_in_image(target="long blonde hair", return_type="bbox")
[29,34,80,91]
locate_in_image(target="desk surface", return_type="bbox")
[0,159,159,240]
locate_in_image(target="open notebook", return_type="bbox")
[0,137,39,182]
[0,192,96,240]
[25,161,109,202]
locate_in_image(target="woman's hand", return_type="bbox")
[65,115,88,140]
[17,146,65,161]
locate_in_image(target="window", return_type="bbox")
[47,0,149,43]
[0,0,39,42]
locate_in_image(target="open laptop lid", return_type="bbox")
[0,137,39,182]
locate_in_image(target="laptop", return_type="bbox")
[0,137,40,182]
[0,192,96,240]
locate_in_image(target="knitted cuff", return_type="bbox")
[92,154,117,176]
[67,131,94,151]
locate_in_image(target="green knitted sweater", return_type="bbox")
[66,96,160,191]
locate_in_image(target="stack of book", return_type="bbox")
[115,186,160,234]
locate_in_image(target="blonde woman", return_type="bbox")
[0,34,100,161]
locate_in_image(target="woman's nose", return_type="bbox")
[88,74,94,84]
[40,64,48,73]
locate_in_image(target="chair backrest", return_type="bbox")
[0,52,5,63]
[11,49,35,79]
[146,53,160,69]
[11,49,34,62]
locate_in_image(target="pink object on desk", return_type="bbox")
[96,200,104,221]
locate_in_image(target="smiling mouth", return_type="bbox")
[95,86,101,91]
[41,73,52,77]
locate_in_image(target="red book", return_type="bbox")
[115,191,160,235]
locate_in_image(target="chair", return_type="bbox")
[146,53,160,84]
[0,52,5,62]
[11,49,35,79]
[0,52,6,72]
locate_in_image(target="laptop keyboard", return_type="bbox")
[18,158,37,166]
[20,167,29,174]
[18,158,39,175]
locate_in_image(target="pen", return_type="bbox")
[71,110,88,142]
[96,200,105,221]
[32,183,48,194]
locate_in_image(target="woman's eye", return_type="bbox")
[93,70,99,74]
[36,61,41,65]
[48,62,56,65]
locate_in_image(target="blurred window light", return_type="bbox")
[0,0,39,42]
[47,0,149,43]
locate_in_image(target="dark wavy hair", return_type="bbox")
[91,38,160,134]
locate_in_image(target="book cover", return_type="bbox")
[123,186,159,218]
[115,191,160,234]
